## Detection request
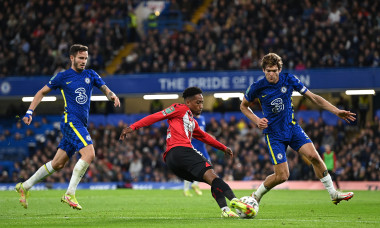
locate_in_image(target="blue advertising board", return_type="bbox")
[1,68,379,97]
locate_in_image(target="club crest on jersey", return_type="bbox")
[85,78,90,84]
[281,86,287,93]
[277,153,283,160]
[86,135,91,141]
[162,106,175,116]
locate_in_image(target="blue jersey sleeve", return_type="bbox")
[244,83,257,102]
[46,72,63,90]
[90,70,105,89]
[289,74,308,94]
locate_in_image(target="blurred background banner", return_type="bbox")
[1,68,380,96]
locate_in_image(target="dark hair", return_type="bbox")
[182,87,202,99]
[261,53,283,70]
[69,44,88,57]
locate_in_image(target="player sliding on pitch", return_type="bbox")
[120,87,255,218]
[241,53,355,205]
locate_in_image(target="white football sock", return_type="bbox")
[184,180,191,191]
[320,174,336,196]
[66,159,89,195]
[23,161,55,190]
[192,181,199,187]
[254,183,269,200]
[221,206,230,212]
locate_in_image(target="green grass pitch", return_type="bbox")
[1,189,379,227]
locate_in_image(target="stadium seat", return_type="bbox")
[376,109,380,119]
[106,114,132,126]
[296,110,320,122]
[43,115,62,123]
[0,161,15,177]
[223,112,248,123]
[202,112,223,124]
[321,110,339,126]
[88,114,106,127]
[131,113,150,123]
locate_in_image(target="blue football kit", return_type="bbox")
[192,115,211,161]
[47,68,105,157]
[244,73,312,165]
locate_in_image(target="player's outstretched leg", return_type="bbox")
[230,198,256,217]
[331,191,354,205]
[191,181,202,196]
[15,182,29,209]
[211,186,238,218]
[61,193,82,210]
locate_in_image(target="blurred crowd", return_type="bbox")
[117,0,380,74]
[0,0,138,77]
[1,113,379,185]
[1,0,379,78]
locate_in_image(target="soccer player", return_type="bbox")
[240,53,355,205]
[183,114,210,197]
[15,44,120,210]
[120,87,255,218]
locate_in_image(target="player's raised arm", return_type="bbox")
[100,85,120,107]
[22,85,52,125]
[303,90,356,123]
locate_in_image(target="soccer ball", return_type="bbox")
[235,196,259,219]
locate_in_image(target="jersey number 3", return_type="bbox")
[75,87,88,104]
[271,98,284,113]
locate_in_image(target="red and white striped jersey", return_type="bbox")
[130,103,227,160]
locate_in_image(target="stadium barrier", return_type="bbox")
[1,181,379,191]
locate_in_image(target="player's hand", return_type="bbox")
[119,127,134,140]
[111,95,121,107]
[22,109,33,125]
[257,118,268,130]
[224,147,233,159]
[336,110,356,123]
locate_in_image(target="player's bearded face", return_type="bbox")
[187,94,204,116]
[71,51,88,72]
[264,65,281,84]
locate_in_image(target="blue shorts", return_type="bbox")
[264,124,312,165]
[58,121,93,158]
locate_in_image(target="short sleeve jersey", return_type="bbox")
[244,73,308,133]
[47,68,105,126]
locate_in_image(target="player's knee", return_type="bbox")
[52,162,65,171]
[83,152,95,163]
[279,174,289,183]
[276,172,289,183]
